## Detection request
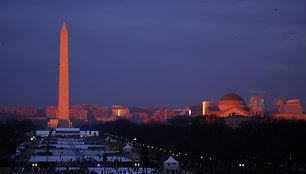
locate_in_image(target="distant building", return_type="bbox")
[249,96,265,117]
[202,101,209,115]
[274,98,302,115]
[204,93,250,117]
[274,98,287,113]
[129,112,148,124]
[272,98,306,120]
[70,105,88,121]
[16,107,38,116]
[2,106,16,114]
[112,105,130,117]
[187,104,202,116]
[152,107,173,122]
[45,106,58,119]
[172,109,185,116]
[282,99,303,115]
[92,106,109,121]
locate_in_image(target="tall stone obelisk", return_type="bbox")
[58,22,72,128]
[47,22,72,128]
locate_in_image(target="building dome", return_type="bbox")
[218,93,245,111]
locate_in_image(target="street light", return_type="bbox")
[134,162,140,173]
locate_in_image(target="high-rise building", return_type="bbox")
[48,22,72,128]
[249,96,265,117]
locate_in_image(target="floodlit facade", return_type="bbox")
[274,98,287,113]
[48,22,72,128]
[282,99,303,115]
[70,105,88,121]
[202,101,209,116]
[249,96,265,117]
[112,105,130,117]
[204,93,250,117]
[272,98,306,120]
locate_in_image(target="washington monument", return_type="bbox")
[48,22,72,128]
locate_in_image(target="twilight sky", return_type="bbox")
[0,0,306,110]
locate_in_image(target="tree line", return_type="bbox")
[82,117,306,173]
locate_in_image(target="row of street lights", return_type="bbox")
[104,132,211,161]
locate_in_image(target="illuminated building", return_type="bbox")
[187,104,202,116]
[152,107,173,121]
[45,106,58,119]
[172,109,185,116]
[272,98,306,120]
[249,96,265,117]
[129,112,148,124]
[112,105,130,117]
[274,98,287,113]
[92,106,109,121]
[48,22,72,128]
[204,93,250,117]
[70,105,88,121]
[202,101,209,115]
[283,99,303,115]
[16,107,38,116]
[274,98,302,115]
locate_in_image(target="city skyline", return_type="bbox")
[1,0,306,110]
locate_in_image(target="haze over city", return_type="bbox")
[1,0,306,110]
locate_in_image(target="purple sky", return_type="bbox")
[0,0,306,110]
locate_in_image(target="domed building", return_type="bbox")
[218,93,245,111]
[203,93,250,117]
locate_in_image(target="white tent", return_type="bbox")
[123,144,132,153]
[163,156,180,174]
[105,137,117,143]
